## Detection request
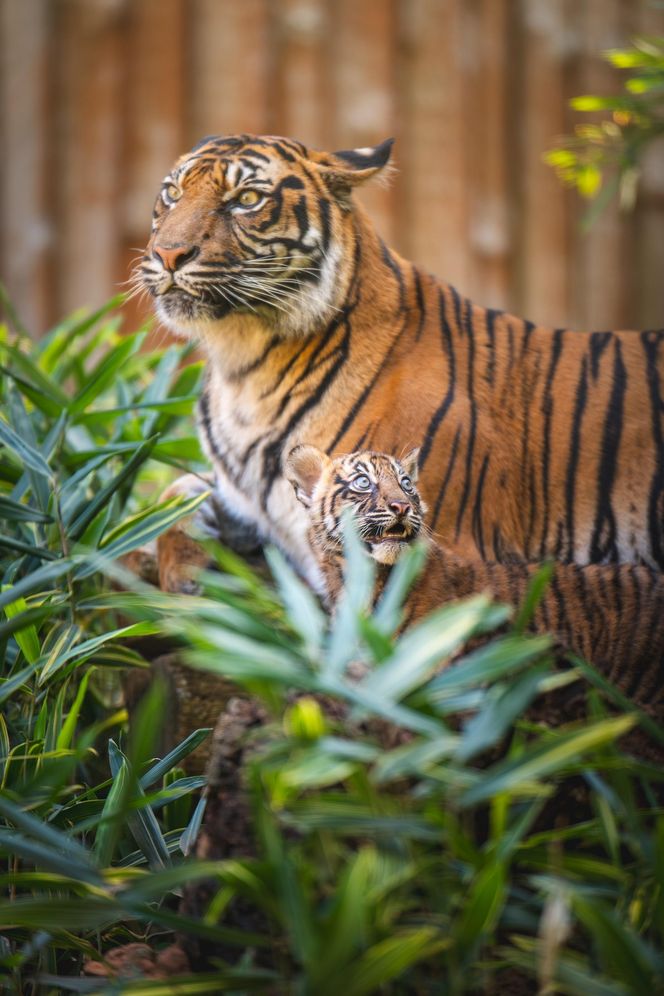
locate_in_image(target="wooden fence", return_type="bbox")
[1,0,663,337]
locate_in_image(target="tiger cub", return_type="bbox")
[285,445,664,710]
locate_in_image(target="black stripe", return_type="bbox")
[589,331,612,380]
[485,308,499,385]
[198,387,240,488]
[642,331,664,568]
[226,335,280,383]
[471,453,490,559]
[564,354,589,561]
[413,267,426,341]
[454,294,477,539]
[419,289,456,468]
[590,339,626,562]
[431,424,462,528]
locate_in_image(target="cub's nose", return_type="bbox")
[153,245,199,272]
[389,500,411,518]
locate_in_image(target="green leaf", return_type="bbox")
[0,533,57,560]
[265,546,325,658]
[573,896,657,992]
[139,728,213,789]
[372,539,429,634]
[0,341,69,406]
[0,416,52,478]
[459,713,637,807]
[424,633,553,701]
[0,796,102,883]
[56,668,93,750]
[360,595,503,704]
[0,496,53,523]
[68,332,146,413]
[66,435,158,540]
[180,796,207,856]
[332,928,444,996]
[513,562,554,633]
[454,862,506,950]
[109,740,171,870]
[455,662,549,762]
[3,592,41,663]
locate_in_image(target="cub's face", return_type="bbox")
[286,446,425,565]
[137,134,393,339]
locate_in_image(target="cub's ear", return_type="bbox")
[284,445,329,507]
[314,138,394,209]
[402,447,420,483]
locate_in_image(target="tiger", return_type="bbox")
[137,133,664,596]
[285,443,664,709]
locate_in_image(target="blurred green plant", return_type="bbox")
[1,294,663,993]
[545,35,664,218]
[0,292,215,990]
[32,533,658,995]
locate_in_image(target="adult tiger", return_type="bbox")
[139,134,664,594]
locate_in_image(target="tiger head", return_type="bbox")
[139,134,393,340]
[285,446,425,566]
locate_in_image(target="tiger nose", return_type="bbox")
[153,245,199,272]
[389,500,411,518]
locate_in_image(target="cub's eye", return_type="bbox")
[351,474,372,492]
[237,189,262,208]
[401,477,415,494]
[164,183,181,203]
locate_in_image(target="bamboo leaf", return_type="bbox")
[0,417,53,478]
[459,714,637,807]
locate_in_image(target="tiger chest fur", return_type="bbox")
[139,133,664,589]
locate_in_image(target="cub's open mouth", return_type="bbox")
[365,523,418,545]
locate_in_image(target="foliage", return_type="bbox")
[545,35,664,216]
[1,296,663,993]
[0,294,212,991]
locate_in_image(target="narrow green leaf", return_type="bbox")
[459,714,637,807]
[454,862,506,950]
[67,436,158,540]
[334,928,444,996]
[56,668,93,750]
[0,496,53,523]
[0,417,52,478]
[3,592,41,663]
[68,332,146,413]
[265,546,325,658]
[139,728,212,789]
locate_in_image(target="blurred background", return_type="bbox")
[1,0,663,338]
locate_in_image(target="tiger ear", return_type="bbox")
[402,447,420,483]
[284,445,329,507]
[315,138,394,208]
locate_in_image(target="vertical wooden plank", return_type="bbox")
[517,0,577,327]
[634,0,664,328]
[272,0,329,148]
[189,0,270,142]
[572,0,630,330]
[120,0,187,331]
[54,0,124,317]
[0,0,51,334]
[465,0,511,310]
[331,0,396,246]
[397,0,469,289]
[122,0,186,241]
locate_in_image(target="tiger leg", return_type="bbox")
[156,473,263,593]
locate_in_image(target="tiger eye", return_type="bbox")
[165,183,181,202]
[351,474,372,492]
[238,189,261,207]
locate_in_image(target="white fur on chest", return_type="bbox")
[198,376,324,591]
